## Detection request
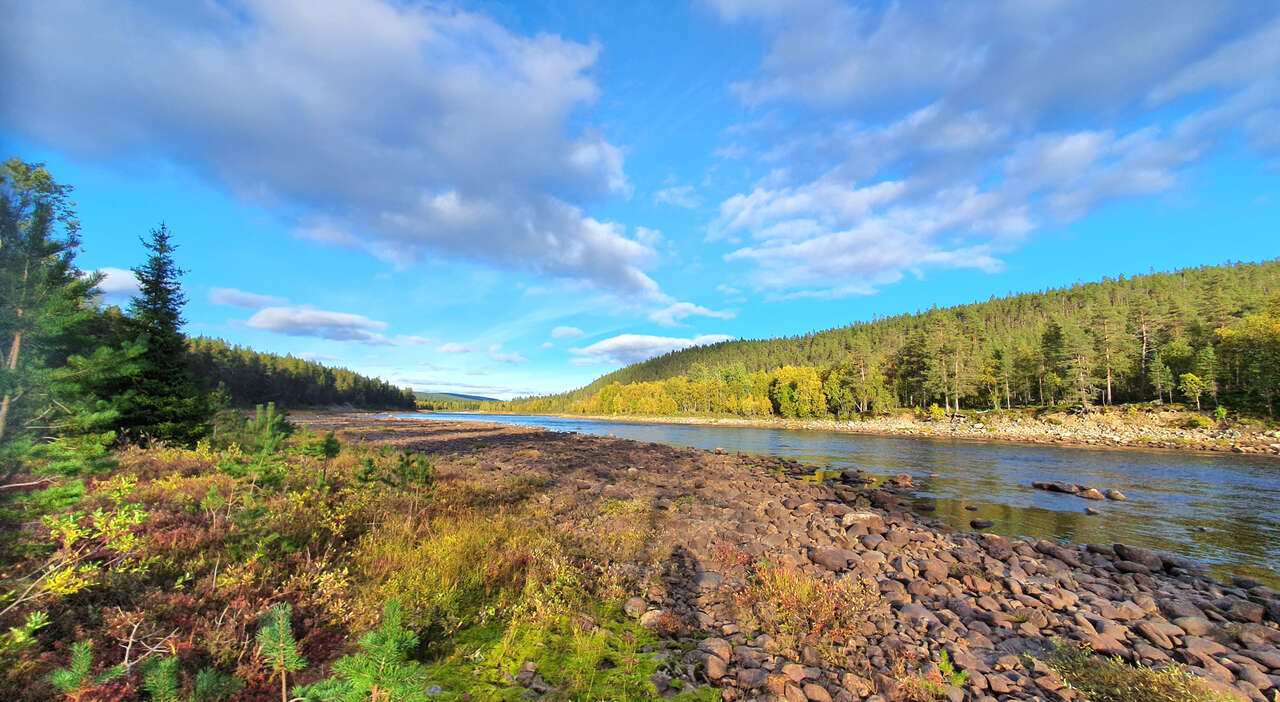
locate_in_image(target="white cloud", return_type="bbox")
[633,226,664,247]
[648,301,736,327]
[488,344,528,364]
[297,352,342,363]
[550,325,584,339]
[94,267,139,297]
[654,184,701,209]
[396,335,434,345]
[209,287,289,309]
[707,2,1280,296]
[245,306,392,344]
[436,343,470,354]
[571,333,733,366]
[2,0,662,297]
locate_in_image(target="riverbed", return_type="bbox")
[389,411,1279,585]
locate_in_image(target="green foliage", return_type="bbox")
[144,657,182,702]
[188,337,416,410]
[113,224,213,446]
[246,403,293,454]
[1045,643,1234,702]
[500,260,1280,417]
[46,640,124,697]
[257,602,306,678]
[1178,373,1208,411]
[0,158,100,450]
[192,667,243,702]
[298,600,434,702]
[142,657,243,702]
[356,451,433,492]
[1213,405,1228,420]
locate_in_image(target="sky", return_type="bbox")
[2,1,1279,400]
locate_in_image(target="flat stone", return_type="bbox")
[737,668,768,689]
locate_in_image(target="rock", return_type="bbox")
[639,609,677,632]
[970,519,995,529]
[624,597,647,617]
[1227,599,1265,623]
[737,668,768,689]
[1077,488,1105,500]
[803,683,833,702]
[694,571,723,590]
[700,637,732,662]
[810,548,858,571]
[842,511,886,533]
[1174,616,1213,637]
[1103,488,1127,501]
[705,654,728,680]
[1084,507,1100,515]
[1113,543,1164,571]
[1033,481,1078,494]
[920,559,950,583]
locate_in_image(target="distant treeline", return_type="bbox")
[189,338,417,410]
[501,260,1280,418]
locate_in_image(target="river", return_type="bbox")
[390,411,1279,585]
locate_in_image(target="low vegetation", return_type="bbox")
[0,413,715,701]
[1044,643,1236,702]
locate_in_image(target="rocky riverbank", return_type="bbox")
[535,409,1280,457]
[304,415,1280,701]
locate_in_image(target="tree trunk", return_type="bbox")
[0,328,22,443]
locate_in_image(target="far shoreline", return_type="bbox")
[381,407,1280,459]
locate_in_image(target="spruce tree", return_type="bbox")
[116,224,211,445]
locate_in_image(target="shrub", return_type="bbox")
[1045,643,1234,702]
[1182,415,1212,430]
[732,561,882,663]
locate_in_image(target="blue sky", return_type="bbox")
[3,1,1279,399]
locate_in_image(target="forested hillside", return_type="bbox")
[505,260,1280,418]
[189,338,417,409]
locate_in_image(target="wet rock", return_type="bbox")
[970,519,994,529]
[1077,487,1105,500]
[1033,481,1078,494]
[1103,488,1127,501]
[1084,507,1100,515]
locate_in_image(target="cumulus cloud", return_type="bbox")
[487,344,528,364]
[209,287,289,309]
[571,333,733,365]
[654,184,701,209]
[396,335,434,345]
[550,326,584,339]
[709,2,1280,296]
[2,0,662,297]
[648,302,735,327]
[246,307,392,344]
[94,267,140,297]
[436,343,470,354]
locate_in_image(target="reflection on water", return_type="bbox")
[393,412,1280,585]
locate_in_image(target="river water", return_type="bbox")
[390,412,1279,585]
